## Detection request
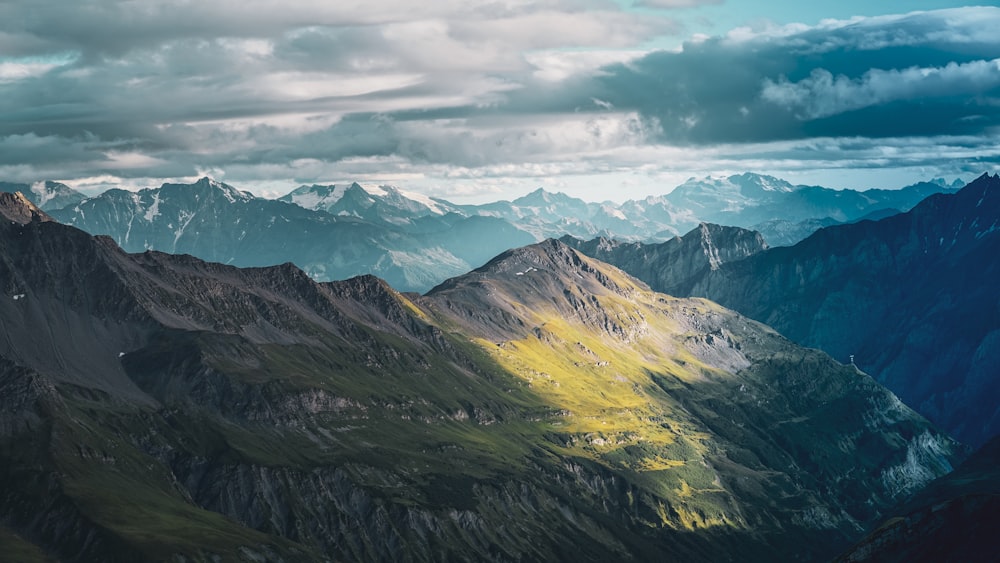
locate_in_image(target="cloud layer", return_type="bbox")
[1,3,998,198]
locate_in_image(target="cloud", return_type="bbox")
[634,0,723,8]
[1,4,1000,198]
[761,59,1000,119]
[553,7,1000,145]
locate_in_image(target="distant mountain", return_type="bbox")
[653,174,959,244]
[280,182,464,226]
[750,217,844,248]
[50,177,534,293]
[837,435,1000,562]
[278,174,959,246]
[0,180,87,211]
[464,188,616,240]
[659,173,1000,447]
[0,203,963,562]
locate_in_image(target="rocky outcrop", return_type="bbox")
[0,191,55,225]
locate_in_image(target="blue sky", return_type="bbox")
[0,1,996,202]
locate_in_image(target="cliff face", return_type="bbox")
[0,200,965,562]
[561,223,768,294]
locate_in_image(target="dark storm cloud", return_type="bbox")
[519,7,1000,144]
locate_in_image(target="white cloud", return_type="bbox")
[762,59,1000,119]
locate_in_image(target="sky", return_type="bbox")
[1,1,998,203]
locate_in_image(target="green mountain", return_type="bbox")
[0,194,963,561]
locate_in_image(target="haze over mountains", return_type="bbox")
[0,191,964,561]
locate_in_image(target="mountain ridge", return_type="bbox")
[0,200,964,561]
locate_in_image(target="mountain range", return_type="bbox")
[0,173,958,295]
[0,191,964,562]
[565,173,1000,449]
[45,177,536,293]
[278,174,959,246]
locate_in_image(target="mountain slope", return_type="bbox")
[665,173,1000,447]
[0,202,963,562]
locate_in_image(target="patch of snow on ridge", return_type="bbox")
[144,192,161,222]
[362,184,388,197]
[363,184,447,215]
[173,210,196,251]
[291,185,350,210]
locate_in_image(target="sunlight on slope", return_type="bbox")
[462,264,750,530]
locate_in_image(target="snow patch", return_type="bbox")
[144,192,161,222]
[173,210,196,251]
[12,293,25,300]
[362,184,388,197]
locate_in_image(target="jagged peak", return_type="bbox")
[0,191,55,225]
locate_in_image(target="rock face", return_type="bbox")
[837,435,1000,562]
[0,191,55,225]
[50,177,535,293]
[561,223,768,294]
[660,173,1000,448]
[0,197,965,562]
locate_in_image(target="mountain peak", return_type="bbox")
[425,239,642,341]
[179,177,254,203]
[513,187,577,206]
[0,191,55,224]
